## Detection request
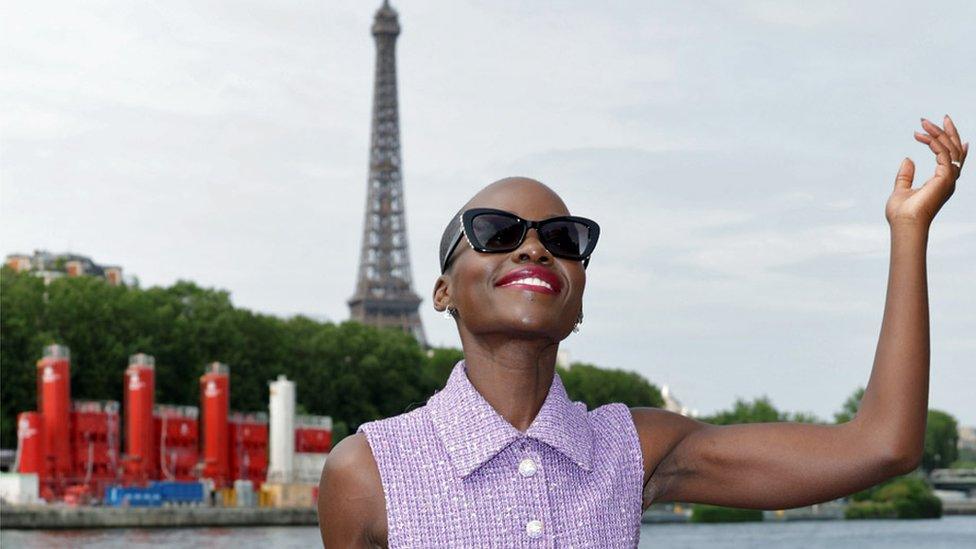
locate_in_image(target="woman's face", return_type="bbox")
[434,179,586,342]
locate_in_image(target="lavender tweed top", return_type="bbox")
[357,359,645,548]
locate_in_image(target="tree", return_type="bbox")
[701,396,823,426]
[834,386,866,424]
[0,268,431,446]
[421,347,465,389]
[923,409,959,472]
[702,396,784,425]
[557,362,663,409]
[0,267,673,447]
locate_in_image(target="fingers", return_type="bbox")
[920,117,962,163]
[943,115,964,152]
[894,157,915,190]
[914,128,954,169]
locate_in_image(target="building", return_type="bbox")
[5,250,125,286]
[661,385,698,417]
[347,1,427,347]
[959,425,976,453]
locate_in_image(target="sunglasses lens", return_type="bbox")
[541,220,590,257]
[472,213,524,250]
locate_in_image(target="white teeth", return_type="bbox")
[502,277,554,290]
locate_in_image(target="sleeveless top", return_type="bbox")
[357,359,645,548]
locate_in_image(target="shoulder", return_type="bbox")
[356,405,433,453]
[317,433,387,548]
[628,406,709,449]
[628,407,712,503]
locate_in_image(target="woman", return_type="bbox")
[318,115,967,548]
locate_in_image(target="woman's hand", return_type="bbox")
[886,115,967,229]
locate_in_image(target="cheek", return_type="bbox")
[567,266,586,301]
[457,260,496,302]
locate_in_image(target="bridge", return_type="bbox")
[929,468,976,494]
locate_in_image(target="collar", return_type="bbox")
[427,359,594,479]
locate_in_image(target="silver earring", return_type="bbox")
[572,310,583,333]
[443,306,456,319]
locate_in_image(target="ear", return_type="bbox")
[432,274,451,312]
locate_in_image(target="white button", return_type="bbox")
[525,519,544,539]
[518,457,538,478]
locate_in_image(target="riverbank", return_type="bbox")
[4,498,973,530]
[0,504,316,529]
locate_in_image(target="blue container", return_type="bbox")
[103,485,163,507]
[150,481,205,504]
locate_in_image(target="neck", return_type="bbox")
[457,331,559,432]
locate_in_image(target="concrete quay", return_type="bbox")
[943,499,976,515]
[0,504,317,529]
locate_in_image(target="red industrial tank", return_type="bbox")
[124,353,157,483]
[200,362,230,487]
[70,400,120,496]
[295,415,333,453]
[229,412,269,483]
[155,404,199,481]
[36,344,72,484]
[16,412,44,475]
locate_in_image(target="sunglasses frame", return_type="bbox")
[441,207,601,273]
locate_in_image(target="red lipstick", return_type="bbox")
[495,266,562,295]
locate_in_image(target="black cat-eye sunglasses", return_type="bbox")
[441,207,600,274]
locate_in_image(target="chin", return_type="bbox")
[506,314,564,337]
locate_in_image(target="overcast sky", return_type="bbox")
[2,1,973,425]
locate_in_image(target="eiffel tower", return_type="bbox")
[348,1,427,347]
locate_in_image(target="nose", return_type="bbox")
[511,228,551,265]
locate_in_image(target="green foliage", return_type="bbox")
[786,411,826,424]
[923,409,959,471]
[834,386,865,424]
[845,501,897,519]
[1,267,665,447]
[700,395,824,426]
[845,474,942,519]
[557,362,663,409]
[0,267,436,447]
[702,396,782,424]
[422,347,465,389]
[690,504,763,523]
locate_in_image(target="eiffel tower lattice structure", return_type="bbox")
[348,1,427,347]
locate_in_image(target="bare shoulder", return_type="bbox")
[318,433,388,548]
[629,407,712,507]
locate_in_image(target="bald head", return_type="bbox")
[438,177,570,274]
[464,177,567,211]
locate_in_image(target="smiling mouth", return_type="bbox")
[498,277,558,295]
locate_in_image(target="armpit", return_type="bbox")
[641,476,660,511]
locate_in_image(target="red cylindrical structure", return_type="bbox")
[71,400,121,496]
[295,415,333,453]
[37,344,72,480]
[200,362,230,488]
[16,412,44,475]
[155,404,199,481]
[229,412,269,483]
[124,353,157,482]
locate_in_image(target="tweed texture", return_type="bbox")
[357,359,644,548]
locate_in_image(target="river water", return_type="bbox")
[3,516,975,548]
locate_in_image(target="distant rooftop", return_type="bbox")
[5,249,128,286]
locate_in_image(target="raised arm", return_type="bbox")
[636,115,967,510]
